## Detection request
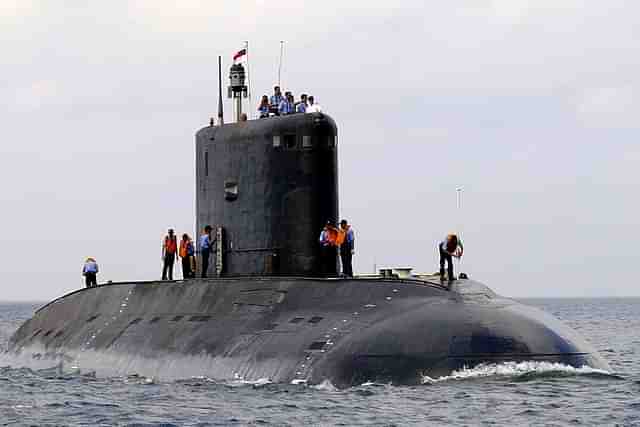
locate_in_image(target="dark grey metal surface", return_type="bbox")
[7,111,611,388]
[195,114,339,277]
[8,277,610,387]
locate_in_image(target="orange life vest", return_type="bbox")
[323,227,345,247]
[164,236,177,253]
[445,235,458,253]
[179,240,189,258]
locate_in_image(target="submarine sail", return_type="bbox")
[196,113,338,277]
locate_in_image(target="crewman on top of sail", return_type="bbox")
[82,257,99,288]
[339,219,355,277]
[162,228,178,281]
[258,95,270,118]
[279,93,294,115]
[307,95,322,113]
[296,94,308,113]
[319,221,343,276]
[438,234,463,286]
[270,86,283,114]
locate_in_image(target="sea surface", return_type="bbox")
[0,298,638,426]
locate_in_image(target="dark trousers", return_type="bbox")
[85,273,97,288]
[201,248,210,278]
[439,246,454,281]
[182,256,192,279]
[162,253,175,280]
[340,249,353,277]
[321,245,337,276]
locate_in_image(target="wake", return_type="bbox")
[422,361,617,384]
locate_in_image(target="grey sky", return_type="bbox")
[1,0,638,300]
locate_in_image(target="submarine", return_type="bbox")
[7,62,610,387]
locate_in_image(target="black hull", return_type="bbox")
[8,277,609,387]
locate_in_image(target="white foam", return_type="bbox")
[311,379,338,392]
[225,377,273,387]
[422,361,611,384]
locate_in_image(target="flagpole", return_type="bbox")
[217,55,224,125]
[456,187,463,273]
[244,40,252,118]
[278,41,284,88]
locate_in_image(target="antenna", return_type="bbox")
[456,187,463,272]
[244,41,252,118]
[278,41,284,87]
[217,56,224,125]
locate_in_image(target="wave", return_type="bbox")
[310,379,338,392]
[422,361,617,384]
[226,376,273,387]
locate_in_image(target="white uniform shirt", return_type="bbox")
[307,103,323,113]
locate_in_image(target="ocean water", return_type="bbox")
[0,299,638,426]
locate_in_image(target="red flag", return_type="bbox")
[233,48,247,62]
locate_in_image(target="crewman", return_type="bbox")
[339,219,355,277]
[258,95,270,118]
[200,225,213,278]
[296,94,308,113]
[162,228,178,280]
[270,86,283,114]
[307,96,322,113]
[82,257,99,288]
[278,93,294,115]
[179,233,195,279]
[438,233,463,286]
[319,221,341,276]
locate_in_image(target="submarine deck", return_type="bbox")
[33,274,491,315]
[9,275,606,386]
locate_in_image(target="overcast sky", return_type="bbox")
[1,0,639,300]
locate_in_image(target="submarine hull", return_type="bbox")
[8,277,609,387]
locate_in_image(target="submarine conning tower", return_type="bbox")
[195,113,339,277]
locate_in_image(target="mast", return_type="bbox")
[228,63,248,122]
[217,56,224,125]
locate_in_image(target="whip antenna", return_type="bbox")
[217,55,224,125]
[278,41,284,87]
[456,187,463,273]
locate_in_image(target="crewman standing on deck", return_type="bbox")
[339,219,355,277]
[162,229,178,280]
[319,221,341,276]
[179,233,195,279]
[82,257,99,288]
[199,225,213,278]
[438,233,463,286]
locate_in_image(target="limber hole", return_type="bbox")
[86,315,100,323]
[43,330,54,337]
[171,315,184,322]
[308,341,327,351]
[189,315,212,322]
[289,317,305,324]
[149,317,161,324]
[31,329,43,338]
[308,316,323,324]
[54,331,64,338]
